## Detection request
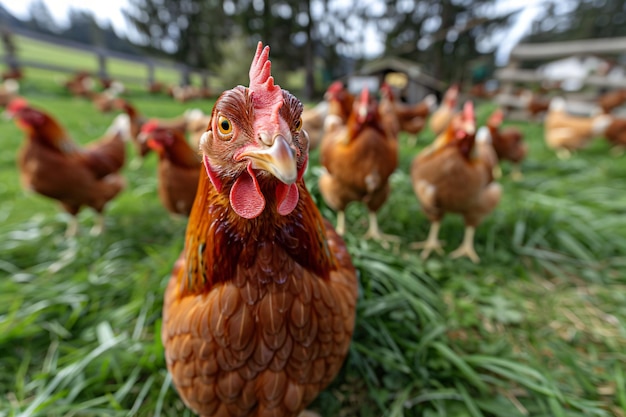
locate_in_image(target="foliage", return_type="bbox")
[1,72,625,416]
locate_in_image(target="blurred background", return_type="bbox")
[1,0,625,101]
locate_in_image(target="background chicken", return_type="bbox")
[519,89,550,119]
[319,87,398,241]
[301,100,328,151]
[139,121,201,216]
[323,81,354,132]
[603,116,626,154]
[486,108,528,180]
[161,43,358,417]
[429,84,459,135]
[6,98,128,236]
[411,102,501,263]
[597,89,626,114]
[544,97,612,159]
[379,82,436,145]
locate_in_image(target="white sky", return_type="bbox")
[0,0,545,65]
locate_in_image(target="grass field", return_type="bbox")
[1,72,626,417]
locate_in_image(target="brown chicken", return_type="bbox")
[64,71,95,98]
[140,121,201,216]
[90,81,125,113]
[161,42,358,417]
[603,116,626,153]
[544,97,612,159]
[319,87,398,241]
[429,84,459,136]
[114,99,203,159]
[486,108,528,180]
[6,98,128,236]
[411,102,501,263]
[379,82,436,145]
[598,89,626,114]
[0,78,19,108]
[301,100,328,151]
[323,81,354,132]
[519,90,550,119]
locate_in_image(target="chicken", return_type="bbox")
[64,71,95,98]
[429,84,459,136]
[139,121,201,216]
[520,90,550,119]
[598,89,626,114]
[410,102,501,263]
[603,116,626,154]
[0,78,19,108]
[319,87,398,241]
[161,42,358,417]
[544,97,612,159]
[6,98,128,236]
[379,82,436,145]
[323,81,354,131]
[185,109,212,150]
[301,100,328,151]
[90,81,125,113]
[486,108,528,180]
[113,99,203,159]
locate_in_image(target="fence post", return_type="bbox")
[147,62,155,84]
[180,66,191,86]
[96,48,108,81]
[1,28,19,72]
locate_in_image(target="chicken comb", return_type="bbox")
[326,81,344,96]
[141,119,160,134]
[249,41,283,126]
[6,97,28,114]
[489,108,504,126]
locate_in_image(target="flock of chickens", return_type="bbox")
[3,41,626,417]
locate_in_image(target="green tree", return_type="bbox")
[124,0,233,70]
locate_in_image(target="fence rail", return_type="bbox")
[1,25,210,87]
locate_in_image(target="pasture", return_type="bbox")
[1,72,626,417]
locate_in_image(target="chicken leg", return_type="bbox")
[363,211,400,243]
[65,216,79,238]
[410,221,444,259]
[335,210,346,236]
[510,164,523,182]
[90,214,105,236]
[449,225,480,263]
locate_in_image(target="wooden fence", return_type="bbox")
[494,36,626,117]
[0,25,211,88]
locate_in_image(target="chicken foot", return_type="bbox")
[65,216,79,238]
[298,411,322,417]
[510,164,523,182]
[449,225,480,263]
[90,214,105,236]
[410,221,444,259]
[335,210,346,236]
[363,211,400,243]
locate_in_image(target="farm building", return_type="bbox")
[349,56,445,104]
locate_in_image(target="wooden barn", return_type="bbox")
[349,56,445,104]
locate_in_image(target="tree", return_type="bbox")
[26,0,59,34]
[124,0,234,70]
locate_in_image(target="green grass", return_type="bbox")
[1,77,626,417]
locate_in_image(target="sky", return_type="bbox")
[0,0,547,66]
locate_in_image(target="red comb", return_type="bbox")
[141,119,160,134]
[7,97,28,113]
[327,81,344,95]
[489,108,504,125]
[248,42,283,132]
[359,87,370,104]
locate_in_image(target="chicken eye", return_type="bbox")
[217,116,233,136]
[295,117,303,132]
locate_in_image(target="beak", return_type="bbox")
[239,135,298,184]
